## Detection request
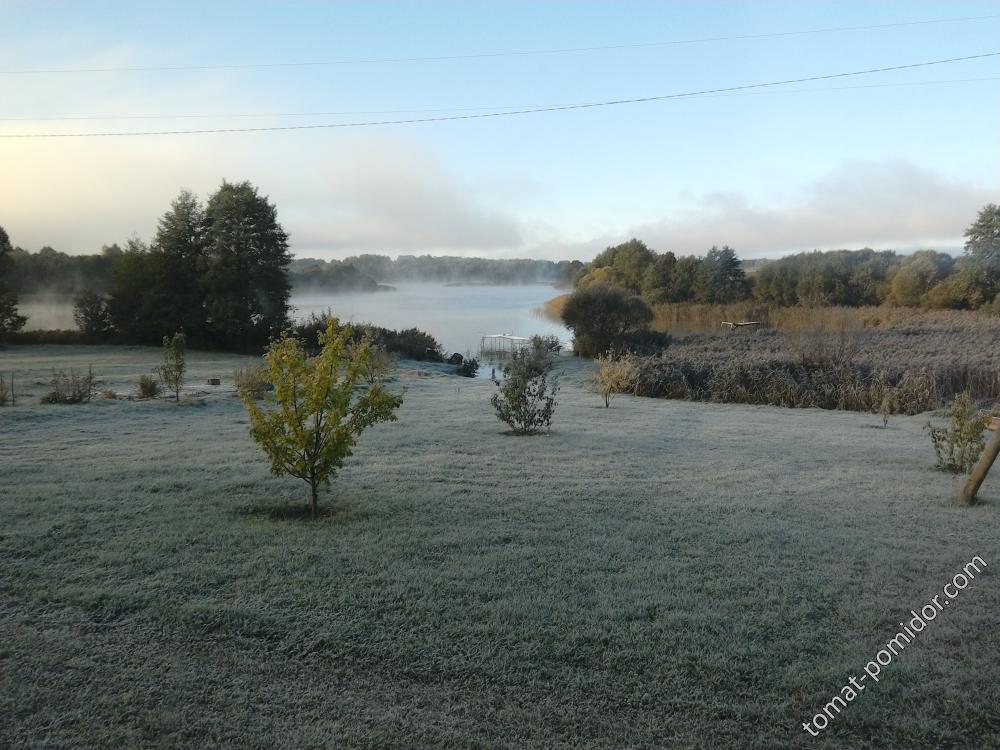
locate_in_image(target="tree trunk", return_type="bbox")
[956,427,1000,505]
[309,477,319,519]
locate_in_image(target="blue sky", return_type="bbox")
[1,0,998,260]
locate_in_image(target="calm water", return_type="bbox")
[20,284,572,362]
[291,283,570,358]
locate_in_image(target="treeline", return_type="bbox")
[6,247,584,299]
[2,181,293,351]
[573,204,1000,312]
[327,254,583,286]
[575,239,751,304]
[289,259,388,292]
[5,245,121,295]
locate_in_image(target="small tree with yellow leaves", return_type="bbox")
[241,318,403,518]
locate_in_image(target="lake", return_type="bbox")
[291,283,570,359]
[18,283,572,364]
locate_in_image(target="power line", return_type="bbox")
[1,13,998,75]
[2,52,996,138]
[2,76,997,123]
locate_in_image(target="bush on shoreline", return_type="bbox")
[292,311,443,362]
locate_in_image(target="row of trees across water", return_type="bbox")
[570,204,1000,311]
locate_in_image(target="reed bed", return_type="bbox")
[614,324,1000,414]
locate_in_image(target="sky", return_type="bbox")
[1,0,998,261]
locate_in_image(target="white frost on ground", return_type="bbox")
[1,345,997,748]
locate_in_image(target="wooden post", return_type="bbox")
[956,427,1000,505]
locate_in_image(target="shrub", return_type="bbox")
[293,311,442,361]
[40,367,99,404]
[529,334,562,354]
[234,364,270,400]
[157,333,186,402]
[72,289,114,338]
[0,373,10,406]
[241,317,403,519]
[591,353,640,407]
[607,329,672,357]
[561,284,654,357]
[490,348,559,434]
[137,374,161,399]
[354,342,395,385]
[927,392,989,474]
[457,357,480,378]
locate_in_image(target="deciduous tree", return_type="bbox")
[242,318,403,518]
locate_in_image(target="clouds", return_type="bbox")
[627,160,993,258]
[0,130,992,264]
[283,138,526,255]
[0,133,530,256]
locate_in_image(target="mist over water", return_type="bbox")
[291,282,570,357]
[18,284,572,360]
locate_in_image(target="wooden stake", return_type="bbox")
[956,427,1000,505]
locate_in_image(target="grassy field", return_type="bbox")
[2,345,999,748]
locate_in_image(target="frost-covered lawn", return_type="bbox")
[1,346,998,748]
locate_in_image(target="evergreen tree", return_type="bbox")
[202,181,291,351]
[695,246,749,303]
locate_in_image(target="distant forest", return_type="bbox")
[571,204,1000,312]
[290,255,584,289]
[3,202,997,349]
[6,249,585,296]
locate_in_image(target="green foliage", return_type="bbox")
[291,260,382,292]
[241,318,403,517]
[490,348,559,434]
[40,366,99,404]
[0,226,27,338]
[4,242,119,296]
[575,240,749,306]
[72,289,114,338]
[353,341,395,384]
[927,392,989,474]
[321,253,582,285]
[694,246,751,303]
[0,287,26,338]
[529,334,562,354]
[151,189,208,339]
[157,333,187,402]
[457,357,480,378]
[201,181,291,351]
[887,250,955,307]
[292,311,442,361]
[753,248,898,307]
[641,252,677,298]
[561,284,654,356]
[961,203,1000,306]
[137,374,162,399]
[99,183,291,351]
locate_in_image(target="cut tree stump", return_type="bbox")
[956,427,1000,505]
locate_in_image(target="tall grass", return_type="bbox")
[606,321,1000,414]
[650,302,1000,335]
